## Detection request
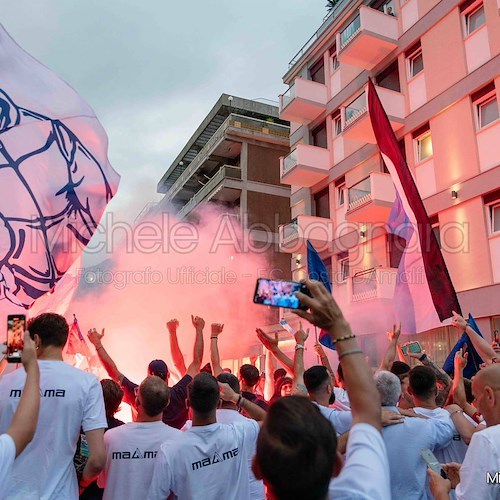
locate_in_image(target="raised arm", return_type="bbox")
[6,331,40,457]
[379,323,401,371]
[452,311,497,361]
[314,342,334,379]
[166,319,186,378]
[296,279,381,430]
[185,315,204,378]
[210,323,224,377]
[219,382,266,423]
[263,346,274,402]
[87,328,123,383]
[292,323,309,395]
[256,328,293,374]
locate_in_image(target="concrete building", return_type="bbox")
[278,0,499,364]
[156,94,292,347]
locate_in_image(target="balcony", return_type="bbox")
[345,172,395,223]
[337,6,399,70]
[343,84,405,144]
[279,215,335,254]
[280,144,330,187]
[351,267,397,302]
[177,165,242,218]
[279,78,328,123]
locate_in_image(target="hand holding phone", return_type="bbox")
[253,278,310,310]
[420,448,447,479]
[402,341,422,356]
[7,315,26,363]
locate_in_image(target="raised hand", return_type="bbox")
[454,346,468,372]
[256,328,278,351]
[387,322,401,342]
[294,322,309,345]
[451,311,467,331]
[21,331,38,368]
[211,323,224,337]
[166,319,179,334]
[87,328,105,347]
[314,342,325,358]
[191,315,205,331]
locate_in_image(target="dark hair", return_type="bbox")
[148,360,168,381]
[139,376,170,417]
[409,366,437,399]
[337,363,344,382]
[303,366,330,394]
[101,379,124,417]
[27,313,69,348]
[188,372,219,416]
[270,376,293,404]
[273,368,287,382]
[240,364,260,388]
[256,396,337,500]
[390,361,411,377]
[217,373,240,394]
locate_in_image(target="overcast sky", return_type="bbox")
[2,0,326,224]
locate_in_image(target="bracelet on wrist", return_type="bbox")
[332,334,356,345]
[211,336,218,340]
[295,344,304,350]
[419,353,427,362]
[338,348,363,361]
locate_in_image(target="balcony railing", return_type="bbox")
[282,149,298,175]
[345,92,367,128]
[348,176,371,211]
[340,15,361,49]
[281,84,296,109]
[351,267,397,302]
[177,165,242,218]
[281,218,299,243]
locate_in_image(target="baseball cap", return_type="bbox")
[148,359,168,380]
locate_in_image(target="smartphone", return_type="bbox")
[253,278,310,310]
[280,319,297,335]
[420,448,447,479]
[402,341,422,356]
[7,314,26,363]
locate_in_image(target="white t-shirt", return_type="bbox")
[182,409,265,500]
[328,423,391,500]
[413,407,476,463]
[148,418,260,500]
[0,360,107,500]
[99,420,182,500]
[312,402,352,436]
[0,434,16,489]
[456,424,500,500]
[332,387,351,411]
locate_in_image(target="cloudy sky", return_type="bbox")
[2,0,326,224]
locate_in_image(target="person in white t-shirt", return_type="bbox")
[429,364,500,500]
[147,371,266,500]
[252,279,390,500]
[0,313,107,499]
[0,331,40,490]
[99,375,182,499]
[409,366,474,464]
[182,372,265,500]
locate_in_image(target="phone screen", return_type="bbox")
[420,448,447,478]
[7,315,26,363]
[408,341,422,354]
[253,278,309,310]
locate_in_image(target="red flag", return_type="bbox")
[65,315,93,358]
[367,80,461,332]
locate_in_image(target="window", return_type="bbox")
[329,43,340,71]
[413,124,433,162]
[312,122,328,149]
[314,187,330,219]
[333,110,342,136]
[335,176,345,206]
[387,234,406,268]
[464,4,486,35]
[483,190,500,234]
[338,251,349,282]
[472,82,499,129]
[309,59,325,84]
[376,61,400,92]
[406,42,423,78]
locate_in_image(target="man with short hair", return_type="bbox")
[99,376,182,500]
[429,364,500,500]
[374,370,453,499]
[303,365,352,436]
[0,313,107,499]
[88,315,204,429]
[409,366,473,463]
[239,364,268,411]
[147,372,266,500]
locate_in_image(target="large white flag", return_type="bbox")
[0,24,120,313]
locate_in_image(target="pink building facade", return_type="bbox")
[278,0,499,364]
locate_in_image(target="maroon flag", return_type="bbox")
[367,80,461,332]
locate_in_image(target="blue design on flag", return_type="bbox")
[0,25,119,310]
[442,314,484,379]
[306,240,335,350]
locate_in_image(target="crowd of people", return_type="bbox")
[0,279,499,499]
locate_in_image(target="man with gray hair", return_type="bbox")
[374,371,454,499]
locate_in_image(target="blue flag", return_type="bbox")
[306,241,335,350]
[442,314,484,379]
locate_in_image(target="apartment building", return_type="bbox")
[278,0,499,364]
